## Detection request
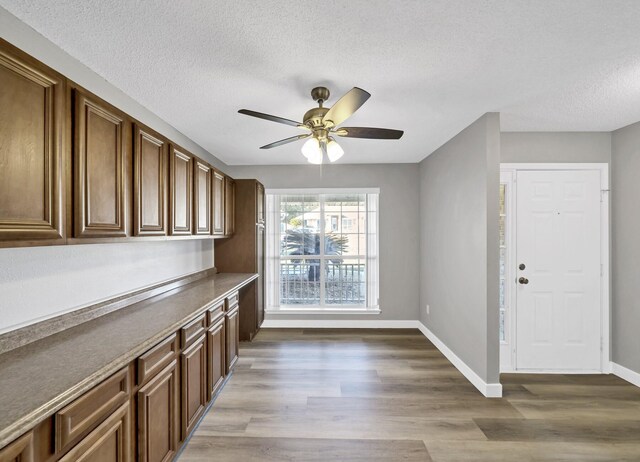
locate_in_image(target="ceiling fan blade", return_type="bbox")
[322,87,371,127]
[239,109,302,127]
[260,133,311,149]
[335,127,404,140]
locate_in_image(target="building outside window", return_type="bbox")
[265,189,379,312]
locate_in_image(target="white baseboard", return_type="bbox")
[262,319,502,398]
[261,319,419,329]
[611,361,640,388]
[416,322,503,398]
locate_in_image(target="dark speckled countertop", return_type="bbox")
[0,272,258,448]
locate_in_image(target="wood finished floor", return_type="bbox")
[179,329,640,462]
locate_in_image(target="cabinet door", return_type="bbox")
[257,224,265,328]
[224,177,235,236]
[133,125,167,236]
[193,161,212,235]
[59,402,130,462]
[0,431,34,462]
[256,182,265,225]
[212,171,225,235]
[225,307,239,373]
[137,360,179,462]
[74,90,128,237]
[169,145,193,235]
[207,317,226,399]
[0,43,64,242]
[180,335,207,439]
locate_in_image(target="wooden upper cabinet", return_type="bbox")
[193,161,212,235]
[212,171,225,235]
[73,89,129,238]
[134,125,167,236]
[256,182,265,225]
[169,145,193,235]
[0,41,64,243]
[224,177,235,236]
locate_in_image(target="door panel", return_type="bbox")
[193,162,211,235]
[137,360,178,462]
[169,146,193,235]
[74,91,128,237]
[224,177,235,236]
[180,335,207,439]
[134,125,167,236]
[516,170,601,371]
[225,307,239,373]
[212,171,225,235]
[0,44,64,242]
[207,318,226,399]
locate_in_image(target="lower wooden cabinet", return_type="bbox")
[137,360,179,462]
[0,296,243,462]
[225,306,240,373]
[207,316,226,399]
[180,335,207,439]
[59,402,130,462]
[0,430,34,462]
[55,367,129,453]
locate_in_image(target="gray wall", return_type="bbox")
[418,113,501,384]
[611,122,640,375]
[501,132,611,164]
[0,8,221,334]
[228,164,420,321]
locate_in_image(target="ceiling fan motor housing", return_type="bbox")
[311,86,330,104]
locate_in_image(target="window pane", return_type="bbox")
[325,258,366,305]
[280,258,321,305]
[270,192,375,309]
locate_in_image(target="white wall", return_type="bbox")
[228,163,420,321]
[0,240,214,333]
[419,113,501,384]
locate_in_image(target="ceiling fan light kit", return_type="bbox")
[239,86,404,164]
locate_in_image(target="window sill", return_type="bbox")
[265,308,381,315]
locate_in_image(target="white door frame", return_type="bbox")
[500,163,610,374]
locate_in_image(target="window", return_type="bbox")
[265,189,379,312]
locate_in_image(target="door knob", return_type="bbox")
[518,277,529,285]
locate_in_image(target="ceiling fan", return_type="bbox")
[238,86,404,164]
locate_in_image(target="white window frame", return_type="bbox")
[265,188,380,315]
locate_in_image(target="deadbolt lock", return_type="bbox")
[519,263,526,270]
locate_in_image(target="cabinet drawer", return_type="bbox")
[225,292,239,310]
[58,402,130,462]
[55,367,129,452]
[137,333,178,385]
[181,314,206,348]
[207,300,225,324]
[0,430,34,462]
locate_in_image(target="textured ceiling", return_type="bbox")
[3,0,640,164]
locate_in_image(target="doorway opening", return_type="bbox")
[499,163,609,373]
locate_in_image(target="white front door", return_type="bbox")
[516,170,602,371]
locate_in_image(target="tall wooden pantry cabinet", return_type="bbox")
[215,180,265,341]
